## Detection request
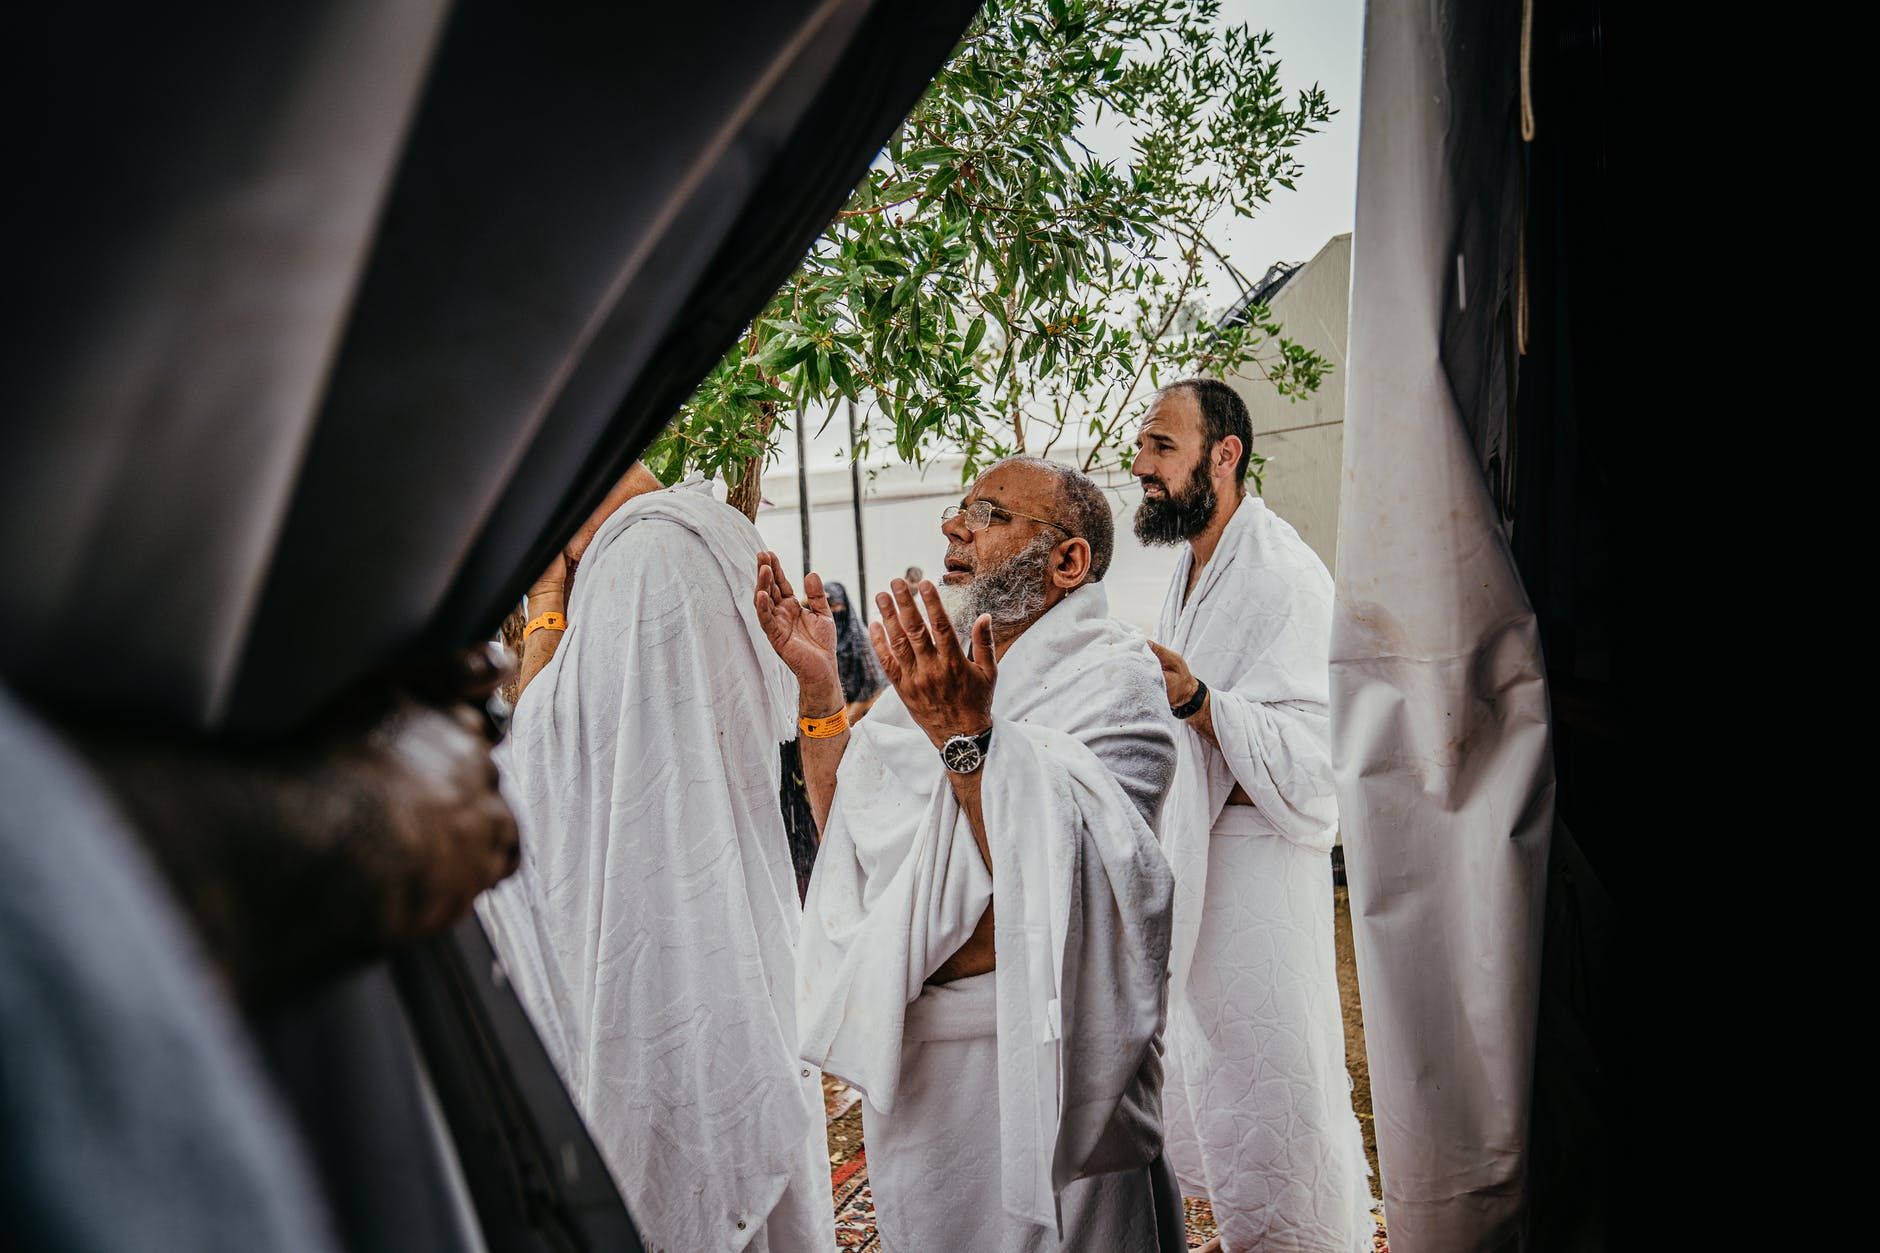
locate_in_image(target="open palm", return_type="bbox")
[754,552,839,689]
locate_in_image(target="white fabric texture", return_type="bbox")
[1154,495,1373,1252]
[477,482,833,1253]
[863,974,1163,1253]
[797,581,1176,1245]
[1337,1,1554,1246]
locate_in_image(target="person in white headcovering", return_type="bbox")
[1132,380,1374,1252]
[757,456,1185,1253]
[478,464,834,1253]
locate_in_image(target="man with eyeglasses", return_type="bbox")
[1132,379,1374,1252]
[754,455,1187,1252]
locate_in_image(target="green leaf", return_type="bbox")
[662,0,1330,485]
[901,146,956,168]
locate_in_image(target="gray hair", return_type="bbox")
[994,456,1115,583]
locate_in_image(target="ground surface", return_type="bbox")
[823,884,1385,1250]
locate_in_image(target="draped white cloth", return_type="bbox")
[477,482,833,1253]
[1154,495,1373,1252]
[797,582,1176,1250]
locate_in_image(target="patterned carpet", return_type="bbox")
[824,1079,876,1250]
[822,1077,1386,1251]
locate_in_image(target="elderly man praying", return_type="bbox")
[755,456,1184,1253]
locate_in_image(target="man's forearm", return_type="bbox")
[928,756,995,983]
[69,679,518,1008]
[949,769,990,873]
[76,734,423,1004]
[1184,689,1219,749]
[514,591,566,700]
[799,677,850,833]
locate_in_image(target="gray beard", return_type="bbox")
[935,581,977,641]
[939,532,1057,642]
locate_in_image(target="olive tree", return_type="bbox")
[644,0,1334,513]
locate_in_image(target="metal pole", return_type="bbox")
[847,399,870,623]
[795,413,811,576]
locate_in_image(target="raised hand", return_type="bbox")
[868,578,998,749]
[754,551,840,696]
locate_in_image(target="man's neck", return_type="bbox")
[988,593,1069,661]
[1184,489,1243,600]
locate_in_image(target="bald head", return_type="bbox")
[988,456,1114,582]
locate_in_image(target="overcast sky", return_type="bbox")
[1203,0,1363,276]
[773,0,1362,474]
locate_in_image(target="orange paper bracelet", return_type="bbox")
[523,611,567,641]
[798,709,849,739]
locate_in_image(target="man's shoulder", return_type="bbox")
[1197,506,1329,605]
[1244,498,1330,574]
[1056,627,1171,732]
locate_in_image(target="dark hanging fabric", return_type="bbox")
[778,741,818,904]
[824,581,884,705]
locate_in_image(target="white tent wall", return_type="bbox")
[1335,1,1553,1250]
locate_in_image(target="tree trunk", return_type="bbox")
[726,400,778,521]
[727,457,763,521]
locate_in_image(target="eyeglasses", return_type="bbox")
[941,499,1071,535]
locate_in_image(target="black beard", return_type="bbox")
[1133,459,1217,545]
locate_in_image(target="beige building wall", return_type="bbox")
[1225,232,1350,572]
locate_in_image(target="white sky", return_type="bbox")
[772,0,1362,475]
[1201,0,1363,283]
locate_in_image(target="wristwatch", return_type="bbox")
[940,726,995,774]
[1170,677,1208,720]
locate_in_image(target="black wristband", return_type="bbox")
[1170,677,1208,720]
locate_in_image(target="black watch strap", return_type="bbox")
[1170,677,1208,720]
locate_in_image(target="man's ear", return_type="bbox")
[1215,434,1242,483]
[1051,537,1093,588]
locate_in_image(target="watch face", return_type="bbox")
[942,735,985,774]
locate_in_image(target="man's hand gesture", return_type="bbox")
[1147,640,1201,709]
[868,579,997,749]
[754,552,840,697]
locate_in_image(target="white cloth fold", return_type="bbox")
[796,582,1175,1235]
[479,481,832,1253]
[1155,495,1339,1005]
[1154,495,1372,1252]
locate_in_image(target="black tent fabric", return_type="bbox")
[0,6,983,1249]
[1,0,982,735]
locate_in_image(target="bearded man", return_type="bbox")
[755,456,1185,1252]
[1133,379,1373,1251]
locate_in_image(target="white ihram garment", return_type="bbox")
[797,583,1177,1252]
[1155,496,1373,1252]
[478,482,833,1253]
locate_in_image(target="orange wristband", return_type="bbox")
[799,709,849,739]
[523,612,566,641]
